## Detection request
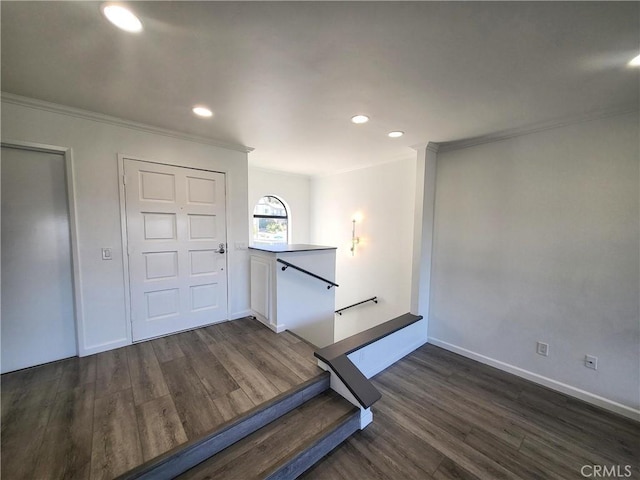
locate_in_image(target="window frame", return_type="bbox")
[252,195,289,244]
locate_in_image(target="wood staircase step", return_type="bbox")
[177,390,360,479]
[117,372,331,480]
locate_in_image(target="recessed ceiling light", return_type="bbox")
[101,4,143,33]
[629,54,640,67]
[192,106,213,118]
[351,115,369,124]
[388,131,404,138]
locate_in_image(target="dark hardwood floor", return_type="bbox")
[3,319,638,480]
[302,345,640,480]
[1,317,321,480]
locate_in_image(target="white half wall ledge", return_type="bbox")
[428,337,640,422]
[348,317,428,379]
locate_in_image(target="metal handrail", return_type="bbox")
[276,259,339,289]
[335,297,378,315]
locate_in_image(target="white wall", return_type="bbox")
[429,112,639,415]
[248,168,311,244]
[311,158,417,341]
[1,95,251,356]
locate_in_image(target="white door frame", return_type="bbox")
[1,139,85,357]
[117,154,231,342]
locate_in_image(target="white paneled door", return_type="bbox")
[124,159,228,341]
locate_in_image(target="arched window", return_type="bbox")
[252,196,289,244]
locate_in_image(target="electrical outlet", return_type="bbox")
[101,248,112,260]
[536,342,549,357]
[585,355,598,370]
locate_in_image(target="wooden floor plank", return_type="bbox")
[33,383,95,480]
[209,341,281,404]
[224,333,306,393]
[175,329,214,357]
[247,330,322,380]
[95,348,131,399]
[185,351,239,399]
[518,436,586,480]
[136,395,188,461]
[375,402,521,480]
[90,388,143,480]
[127,341,169,405]
[160,355,225,439]
[378,366,527,448]
[150,334,185,363]
[329,440,389,480]
[464,428,563,480]
[433,458,481,480]
[376,379,472,440]
[1,392,53,480]
[348,419,442,479]
[58,354,97,392]
[1,358,67,392]
[213,388,256,422]
[2,376,59,419]
[193,325,219,345]
[211,319,246,339]
[298,449,348,480]
[287,339,319,365]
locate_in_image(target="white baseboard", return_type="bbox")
[428,337,640,422]
[251,314,286,333]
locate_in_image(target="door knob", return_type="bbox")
[218,243,225,254]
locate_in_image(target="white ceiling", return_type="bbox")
[2,2,638,176]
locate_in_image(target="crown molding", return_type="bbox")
[1,92,254,154]
[410,141,440,153]
[437,107,638,153]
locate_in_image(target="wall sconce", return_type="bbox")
[350,215,361,256]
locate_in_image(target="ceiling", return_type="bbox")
[2,2,638,176]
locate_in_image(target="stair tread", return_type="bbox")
[176,390,358,480]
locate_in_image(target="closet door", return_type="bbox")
[1,146,77,373]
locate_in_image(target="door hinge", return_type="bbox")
[122,174,127,185]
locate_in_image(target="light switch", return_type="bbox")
[102,248,113,260]
[235,242,248,250]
